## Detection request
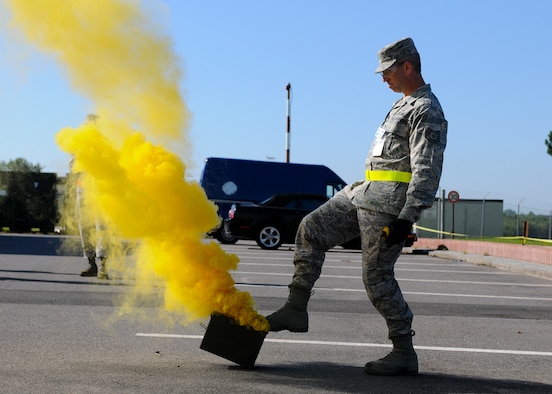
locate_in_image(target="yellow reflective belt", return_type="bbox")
[365,170,412,183]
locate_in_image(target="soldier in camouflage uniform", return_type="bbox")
[76,173,109,280]
[74,115,110,280]
[266,37,447,376]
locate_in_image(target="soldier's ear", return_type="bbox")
[402,61,414,74]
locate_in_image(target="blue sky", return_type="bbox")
[0,0,551,215]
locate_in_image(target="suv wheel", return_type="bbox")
[215,227,238,244]
[256,224,282,250]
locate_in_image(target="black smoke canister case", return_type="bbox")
[200,313,267,369]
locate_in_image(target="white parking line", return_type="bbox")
[238,262,515,275]
[235,283,552,301]
[238,260,478,268]
[234,271,552,288]
[135,333,552,357]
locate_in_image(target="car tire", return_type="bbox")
[214,227,238,244]
[256,224,282,250]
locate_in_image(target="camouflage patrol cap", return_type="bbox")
[374,37,418,73]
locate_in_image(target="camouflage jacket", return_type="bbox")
[352,84,447,223]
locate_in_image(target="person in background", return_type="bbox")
[76,174,108,279]
[265,37,447,376]
[74,114,109,279]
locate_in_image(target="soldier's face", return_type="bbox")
[381,62,406,93]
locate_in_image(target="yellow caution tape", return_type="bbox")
[414,225,467,237]
[413,225,552,244]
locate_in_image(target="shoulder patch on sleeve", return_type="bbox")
[424,129,440,143]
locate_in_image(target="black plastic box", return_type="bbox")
[200,313,267,369]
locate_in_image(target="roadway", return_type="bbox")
[1,234,551,393]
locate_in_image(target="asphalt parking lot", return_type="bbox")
[1,234,551,393]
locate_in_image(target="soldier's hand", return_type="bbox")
[382,219,413,246]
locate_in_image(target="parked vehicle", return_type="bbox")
[224,194,329,250]
[224,192,418,250]
[200,157,346,244]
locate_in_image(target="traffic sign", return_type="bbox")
[448,190,460,203]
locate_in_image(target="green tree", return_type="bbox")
[503,209,516,236]
[546,131,552,156]
[503,209,550,238]
[0,157,43,172]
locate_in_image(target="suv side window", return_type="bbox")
[300,199,325,211]
[285,199,324,211]
[285,200,302,210]
[326,183,344,198]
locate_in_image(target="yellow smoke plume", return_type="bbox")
[5,0,268,332]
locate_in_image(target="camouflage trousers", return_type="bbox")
[291,189,413,337]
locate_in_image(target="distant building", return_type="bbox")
[0,171,58,233]
[417,198,504,238]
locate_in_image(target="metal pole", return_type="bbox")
[548,209,552,239]
[435,189,442,238]
[285,83,291,163]
[451,202,455,239]
[517,198,524,236]
[480,192,489,238]
[440,189,445,239]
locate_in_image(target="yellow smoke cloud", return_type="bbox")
[6,0,268,332]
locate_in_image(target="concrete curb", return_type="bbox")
[427,250,552,281]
